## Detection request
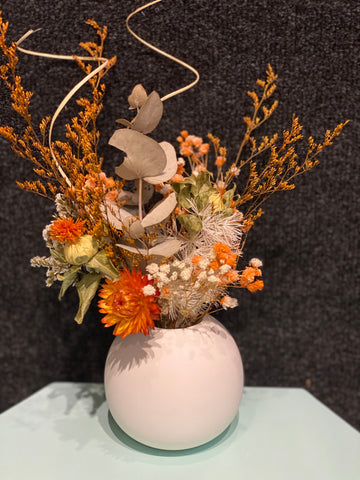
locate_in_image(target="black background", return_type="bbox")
[0,0,359,429]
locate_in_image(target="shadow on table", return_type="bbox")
[97,406,239,458]
[47,382,105,416]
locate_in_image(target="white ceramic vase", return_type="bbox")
[104,315,244,450]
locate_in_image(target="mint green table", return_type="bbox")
[1,383,359,479]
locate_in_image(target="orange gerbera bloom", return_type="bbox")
[98,269,161,338]
[49,217,86,244]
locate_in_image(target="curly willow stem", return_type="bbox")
[14,1,199,187]
[126,0,200,102]
[16,29,111,189]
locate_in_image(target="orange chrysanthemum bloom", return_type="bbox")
[49,217,86,244]
[98,269,161,338]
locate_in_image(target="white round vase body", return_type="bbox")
[104,315,244,450]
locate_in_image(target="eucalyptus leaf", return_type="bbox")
[127,219,145,238]
[177,214,203,238]
[74,273,102,325]
[131,91,163,134]
[128,84,147,109]
[143,142,178,184]
[86,250,119,280]
[104,202,134,230]
[117,238,182,257]
[115,119,133,128]
[111,129,166,180]
[148,238,182,256]
[141,192,177,228]
[58,266,81,300]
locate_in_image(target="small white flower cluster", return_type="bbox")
[220,296,238,310]
[250,258,263,268]
[146,261,193,290]
[142,285,157,296]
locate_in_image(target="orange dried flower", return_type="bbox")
[49,217,86,244]
[180,146,193,157]
[213,243,237,267]
[242,219,254,233]
[180,130,189,139]
[199,143,210,155]
[193,136,203,148]
[98,269,161,338]
[191,254,203,266]
[225,270,240,283]
[172,174,185,183]
[247,280,264,292]
[215,156,226,167]
[208,260,219,271]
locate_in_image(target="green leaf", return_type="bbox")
[50,248,66,264]
[177,214,202,238]
[192,171,211,195]
[74,273,102,325]
[177,185,193,210]
[196,184,216,210]
[59,266,81,300]
[222,184,237,209]
[222,208,234,217]
[86,250,119,280]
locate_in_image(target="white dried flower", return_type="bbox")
[198,271,207,281]
[42,226,50,242]
[198,258,210,269]
[221,296,238,309]
[180,268,192,281]
[230,165,240,176]
[177,261,186,270]
[177,157,185,166]
[142,285,156,296]
[146,263,160,274]
[208,268,215,275]
[159,184,172,196]
[160,264,171,273]
[219,264,232,274]
[158,272,170,284]
[170,271,178,281]
[172,259,180,267]
[208,275,220,283]
[216,180,226,191]
[250,258,263,268]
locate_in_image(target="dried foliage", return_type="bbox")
[0,14,348,335]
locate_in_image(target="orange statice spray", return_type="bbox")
[49,217,86,244]
[98,269,161,338]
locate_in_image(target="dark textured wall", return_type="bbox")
[0,0,359,429]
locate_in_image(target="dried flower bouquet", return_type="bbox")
[0,12,347,338]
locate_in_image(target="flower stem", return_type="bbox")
[138,177,143,221]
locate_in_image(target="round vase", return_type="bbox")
[104,314,244,450]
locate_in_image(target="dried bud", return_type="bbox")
[64,235,98,265]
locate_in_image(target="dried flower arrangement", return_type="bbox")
[0,7,347,339]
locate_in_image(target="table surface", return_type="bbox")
[1,382,359,480]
